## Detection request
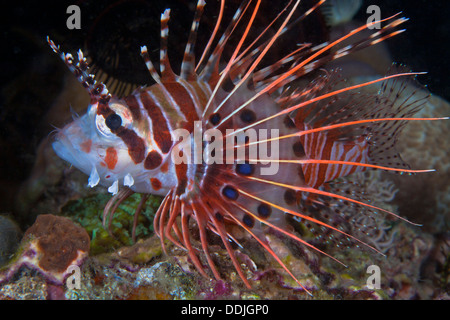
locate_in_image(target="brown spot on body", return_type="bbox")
[144,150,163,170]
[160,161,169,173]
[80,139,92,153]
[105,147,118,170]
[150,178,162,191]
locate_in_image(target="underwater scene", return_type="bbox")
[0,0,448,301]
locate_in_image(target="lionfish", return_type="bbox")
[48,0,445,294]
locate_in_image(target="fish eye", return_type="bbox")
[96,114,116,138]
[95,102,132,138]
[105,113,122,130]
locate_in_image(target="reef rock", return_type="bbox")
[0,214,90,287]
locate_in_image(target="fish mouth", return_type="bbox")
[52,131,74,159]
[52,131,89,174]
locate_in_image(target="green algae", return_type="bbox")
[61,192,162,255]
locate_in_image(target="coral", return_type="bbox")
[391,93,450,232]
[0,214,90,286]
[0,271,48,300]
[0,219,444,300]
[133,262,197,299]
[339,171,401,254]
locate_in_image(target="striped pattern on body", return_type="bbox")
[131,81,212,153]
[301,129,369,188]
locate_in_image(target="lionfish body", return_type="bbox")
[49,0,443,293]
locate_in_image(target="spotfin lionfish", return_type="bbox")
[47,0,446,294]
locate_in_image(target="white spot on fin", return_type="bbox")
[124,173,134,187]
[88,166,100,188]
[108,180,119,195]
